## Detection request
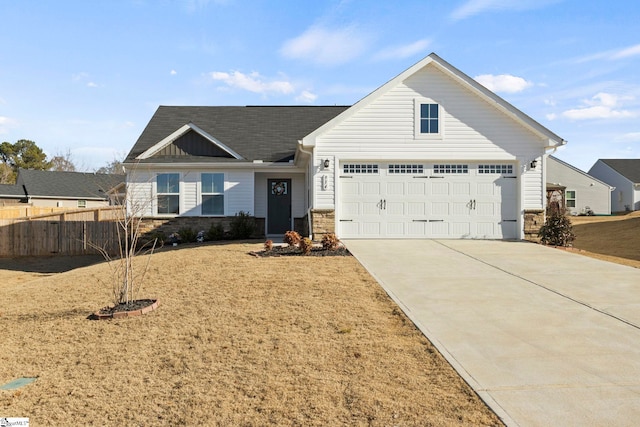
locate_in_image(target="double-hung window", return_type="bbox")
[566,190,576,208]
[157,173,180,214]
[201,173,224,215]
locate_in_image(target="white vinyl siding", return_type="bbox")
[588,160,637,212]
[313,65,545,212]
[126,169,254,217]
[223,171,254,215]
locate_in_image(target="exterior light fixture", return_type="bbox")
[323,159,330,168]
[530,159,538,169]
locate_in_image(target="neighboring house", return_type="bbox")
[0,183,26,206]
[15,169,125,208]
[124,53,566,240]
[546,156,612,215]
[589,159,640,212]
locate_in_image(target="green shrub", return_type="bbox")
[230,211,256,239]
[538,202,575,247]
[206,223,225,241]
[178,227,197,243]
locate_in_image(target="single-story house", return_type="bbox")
[546,156,612,215]
[11,169,125,208]
[0,183,26,206]
[588,159,640,212]
[124,53,567,240]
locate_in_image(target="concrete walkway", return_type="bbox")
[345,239,640,427]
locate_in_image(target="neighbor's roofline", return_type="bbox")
[549,155,614,189]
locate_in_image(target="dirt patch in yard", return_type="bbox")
[0,242,502,426]
[570,212,640,268]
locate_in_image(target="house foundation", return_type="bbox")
[524,209,545,242]
[310,209,335,240]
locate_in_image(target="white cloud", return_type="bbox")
[610,43,640,60]
[573,43,640,64]
[73,72,98,88]
[0,116,17,134]
[615,132,640,142]
[546,113,558,121]
[562,92,636,120]
[209,71,295,95]
[374,39,431,61]
[450,0,559,21]
[296,90,318,103]
[280,25,370,66]
[170,70,178,76]
[474,74,533,93]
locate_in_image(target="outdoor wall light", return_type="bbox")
[323,159,330,168]
[530,159,538,169]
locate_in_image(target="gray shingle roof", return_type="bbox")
[600,159,640,183]
[0,183,25,197]
[125,106,350,164]
[16,169,125,200]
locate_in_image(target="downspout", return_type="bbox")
[297,141,314,239]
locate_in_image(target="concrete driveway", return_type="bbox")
[345,239,640,427]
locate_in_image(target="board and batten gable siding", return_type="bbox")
[254,173,306,218]
[126,169,254,217]
[312,64,546,210]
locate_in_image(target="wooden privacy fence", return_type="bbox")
[0,219,121,257]
[9,206,123,222]
[0,208,124,257]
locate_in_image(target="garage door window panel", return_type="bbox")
[343,164,379,174]
[434,164,468,174]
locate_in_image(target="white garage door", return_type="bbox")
[339,163,518,239]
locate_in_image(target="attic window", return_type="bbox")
[414,99,442,139]
[420,104,439,134]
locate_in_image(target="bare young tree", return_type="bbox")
[90,165,159,308]
[49,148,77,172]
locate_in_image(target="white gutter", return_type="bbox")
[297,141,315,239]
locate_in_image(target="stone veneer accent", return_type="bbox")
[524,209,545,242]
[311,209,335,240]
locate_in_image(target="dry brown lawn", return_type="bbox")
[0,242,503,426]
[570,211,640,268]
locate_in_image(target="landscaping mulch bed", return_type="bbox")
[251,245,351,257]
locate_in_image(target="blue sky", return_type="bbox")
[0,0,639,171]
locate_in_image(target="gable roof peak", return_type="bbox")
[301,52,565,148]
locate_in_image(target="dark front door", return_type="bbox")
[267,179,292,235]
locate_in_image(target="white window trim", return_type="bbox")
[156,172,181,216]
[566,189,577,208]
[414,98,443,140]
[199,172,226,216]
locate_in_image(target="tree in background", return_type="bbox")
[0,163,12,184]
[95,158,124,175]
[49,148,77,172]
[0,139,52,183]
